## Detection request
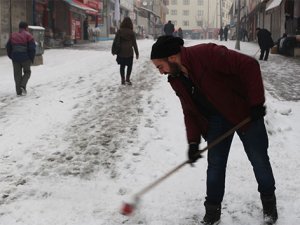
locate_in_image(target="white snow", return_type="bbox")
[0,39,299,225]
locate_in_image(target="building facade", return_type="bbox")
[1,0,299,55]
[229,0,300,42]
[165,0,233,39]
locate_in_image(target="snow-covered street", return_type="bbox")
[0,39,299,225]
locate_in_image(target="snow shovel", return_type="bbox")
[120,117,251,216]
[253,48,260,58]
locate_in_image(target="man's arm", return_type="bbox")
[6,40,12,59]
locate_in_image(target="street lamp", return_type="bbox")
[235,0,241,50]
[220,0,223,28]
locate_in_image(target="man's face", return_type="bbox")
[152,58,181,76]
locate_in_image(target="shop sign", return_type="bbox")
[71,19,76,39]
[75,20,81,39]
[86,0,100,10]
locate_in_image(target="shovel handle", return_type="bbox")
[134,117,251,198]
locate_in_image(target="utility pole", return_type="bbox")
[235,0,241,50]
[9,0,12,33]
[220,0,223,28]
[207,0,209,39]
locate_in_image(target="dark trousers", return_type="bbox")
[205,115,276,204]
[259,48,270,60]
[13,60,31,95]
[119,57,133,82]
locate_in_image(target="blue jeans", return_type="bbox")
[205,115,276,204]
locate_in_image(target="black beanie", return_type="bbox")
[151,35,184,59]
[19,21,28,29]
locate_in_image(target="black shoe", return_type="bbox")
[261,194,278,224]
[20,87,27,96]
[201,201,221,225]
[126,81,132,85]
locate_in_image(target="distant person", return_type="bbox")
[242,28,248,42]
[223,26,228,41]
[112,17,139,85]
[83,17,89,40]
[150,35,277,225]
[6,21,36,96]
[178,27,183,39]
[164,20,175,36]
[219,27,224,41]
[276,33,297,56]
[256,28,274,61]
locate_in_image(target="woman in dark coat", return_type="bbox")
[114,17,139,85]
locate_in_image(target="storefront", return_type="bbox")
[284,0,300,35]
[34,0,49,27]
[62,0,99,42]
[266,0,284,40]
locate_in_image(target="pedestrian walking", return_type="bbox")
[164,20,175,36]
[177,27,183,39]
[150,35,278,225]
[256,28,274,61]
[83,17,89,40]
[219,27,224,41]
[241,28,249,42]
[112,17,139,85]
[223,26,228,41]
[6,21,36,96]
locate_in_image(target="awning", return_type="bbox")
[266,0,283,12]
[139,7,160,18]
[64,0,98,15]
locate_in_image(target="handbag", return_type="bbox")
[111,30,121,55]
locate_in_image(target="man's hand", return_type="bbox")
[250,105,266,121]
[188,143,202,164]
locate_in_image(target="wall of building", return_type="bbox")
[0,0,32,53]
[166,0,232,38]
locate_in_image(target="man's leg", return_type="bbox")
[13,62,22,95]
[238,118,277,223]
[264,49,270,61]
[259,49,265,60]
[202,115,234,224]
[206,115,234,204]
[238,118,275,195]
[20,60,32,90]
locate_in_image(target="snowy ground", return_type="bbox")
[0,39,299,225]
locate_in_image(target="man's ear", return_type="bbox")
[167,55,177,63]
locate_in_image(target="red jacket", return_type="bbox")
[6,28,36,63]
[168,43,265,143]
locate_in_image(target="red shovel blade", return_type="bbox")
[120,202,135,216]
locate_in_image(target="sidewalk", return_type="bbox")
[259,48,300,101]
[1,39,299,102]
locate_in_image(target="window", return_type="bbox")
[197,21,203,27]
[183,0,189,5]
[171,10,177,15]
[182,21,189,26]
[171,0,177,5]
[198,0,203,5]
[183,10,189,16]
[197,10,203,16]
